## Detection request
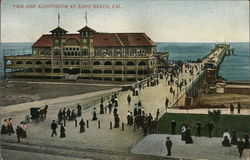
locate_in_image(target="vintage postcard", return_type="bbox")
[0,0,249,160]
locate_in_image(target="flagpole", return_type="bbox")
[58,13,60,27]
[85,12,88,26]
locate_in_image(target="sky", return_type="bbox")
[1,0,249,42]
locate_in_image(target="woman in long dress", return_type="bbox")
[60,124,66,138]
[185,127,193,144]
[79,119,85,133]
[181,124,186,141]
[92,108,97,121]
[1,119,8,134]
[231,128,238,145]
[99,103,104,114]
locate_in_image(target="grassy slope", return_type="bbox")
[157,113,250,138]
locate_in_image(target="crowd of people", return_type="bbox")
[221,129,250,158]
[1,118,27,143]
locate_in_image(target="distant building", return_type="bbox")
[4,24,168,81]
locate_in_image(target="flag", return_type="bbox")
[85,12,88,25]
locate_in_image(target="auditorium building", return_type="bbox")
[4,25,168,81]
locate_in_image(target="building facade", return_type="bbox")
[4,25,168,81]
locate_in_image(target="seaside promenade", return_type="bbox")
[1,46,250,160]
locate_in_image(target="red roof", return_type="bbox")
[116,33,155,47]
[32,35,52,47]
[78,26,96,33]
[50,27,68,33]
[33,32,156,47]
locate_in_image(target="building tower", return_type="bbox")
[50,13,68,73]
[77,26,96,58]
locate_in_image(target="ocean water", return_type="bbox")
[0,42,249,81]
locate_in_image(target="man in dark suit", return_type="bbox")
[51,120,57,137]
[165,137,172,156]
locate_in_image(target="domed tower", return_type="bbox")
[77,26,96,57]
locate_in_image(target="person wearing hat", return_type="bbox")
[8,118,15,135]
[60,123,66,138]
[1,119,8,134]
[237,138,245,158]
[92,108,97,121]
[79,119,86,133]
[114,114,120,128]
[51,120,57,137]
[165,137,172,156]
[16,126,21,143]
[170,120,176,135]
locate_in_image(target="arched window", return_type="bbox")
[16,61,23,65]
[127,61,134,65]
[36,61,42,65]
[93,61,101,65]
[104,61,112,65]
[6,60,12,65]
[53,68,61,73]
[26,61,32,65]
[45,61,52,65]
[138,61,147,65]
[115,61,123,65]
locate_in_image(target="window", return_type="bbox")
[115,61,123,65]
[93,61,101,65]
[54,61,60,66]
[104,61,112,65]
[54,51,60,56]
[102,50,107,56]
[53,68,61,73]
[45,61,52,65]
[6,60,12,65]
[136,49,140,54]
[26,61,32,65]
[36,61,42,65]
[138,61,147,65]
[40,50,45,55]
[127,61,134,65]
[82,61,89,66]
[82,49,88,56]
[16,61,23,65]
